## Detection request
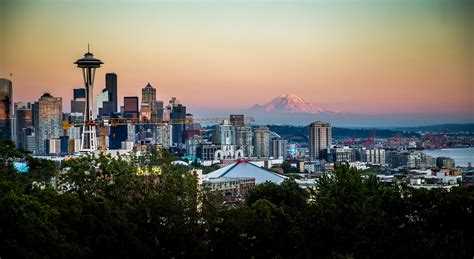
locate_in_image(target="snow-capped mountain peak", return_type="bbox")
[260,93,318,114]
[249,93,342,114]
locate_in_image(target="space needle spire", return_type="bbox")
[74,46,103,152]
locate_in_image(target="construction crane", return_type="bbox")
[63,116,256,152]
[109,117,254,126]
[343,132,356,147]
[64,116,255,128]
[363,129,376,149]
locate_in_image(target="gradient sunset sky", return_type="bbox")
[0,0,472,122]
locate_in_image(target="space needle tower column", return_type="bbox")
[74,47,103,152]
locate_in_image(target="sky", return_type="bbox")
[0,0,473,125]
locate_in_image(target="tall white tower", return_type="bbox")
[74,46,103,152]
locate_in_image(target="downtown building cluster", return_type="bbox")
[0,75,290,163]
[0,76,464,175]
[3,75,473,198]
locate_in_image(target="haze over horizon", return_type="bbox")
[1,0,473,126]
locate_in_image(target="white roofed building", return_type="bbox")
[204,159,287,185]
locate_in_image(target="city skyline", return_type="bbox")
[1,0,473,126]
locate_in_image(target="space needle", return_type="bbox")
[74,45,103,152]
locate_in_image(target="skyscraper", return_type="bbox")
[140,104,152,122]
[253,126,270,159]
[170,103,186,145]
[142,83,157,121]
[156,124,172,148]
[0,78,13,140]
[308,121,332,160]
[230,115,245,126]
[271,138,288,159]
[35,93,62,155]
[155,101,164,122]
[97,89,109,117]
[71,88,86,114]
[105,73,118,114]
[123,96,139,118]
[109,113,127,150]
[236,125,254,158]
[213,120,236,145]
[14,102,33,150]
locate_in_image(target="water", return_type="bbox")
[422,147,474,167]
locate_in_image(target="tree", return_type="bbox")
[1,142,473,258]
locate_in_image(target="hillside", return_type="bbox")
[267,125,420,142]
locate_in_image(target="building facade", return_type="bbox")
[236,126,254,158]
[322,146,356,163]
[230,114,244,126]
[0,78,13,140]
[123,96,139,118]
[271,138,288,159]
[253,126,270,159]
[97,89,109,117]
[142,83,157,121]
[35,93,63,155]
[71,88,86,114]
[156,124,173,148]
[14,102,33,150]
[170,103,186,145]
[309,121,332,160]
[105,73,118,115]
[213,120,236,145]
[436,157,455,169]
[359,148,386,165]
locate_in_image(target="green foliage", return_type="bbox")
[0,142,473,258]
[192,163,220,174]
[279,160,300,174]
[360,166,382,176]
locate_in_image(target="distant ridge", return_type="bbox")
[393,124,474,133]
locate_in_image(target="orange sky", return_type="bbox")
[0,0,472,119]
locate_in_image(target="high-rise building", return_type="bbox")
[140,103,152,122]
[196,143,221,161]
[97,89,109,117]
[308,121,332,160]
[358,148,386,165]
[23,127,36,152]
[213,120,236,145]
[170,103,186,145]
[236,126,254,158]
[35,93,62,155]
[73,88,86,99]
[163,106,171,122]
[0,78,13,140]
[184,113,200,131]
[47,138,61,155]
[186,135,208,159]
[110,126,127,149]
[142,83,157,121]
[156,124,173,148]
[271,138,288,159]
[71,88,86,114]
[14,102,33,150]
[385,150,436,169]
[155,101,164,122]
[253,126,270,159]
[322,146,356,163]
[123,96,139,118]
[105,73,118,114]
[230,115,244,126]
